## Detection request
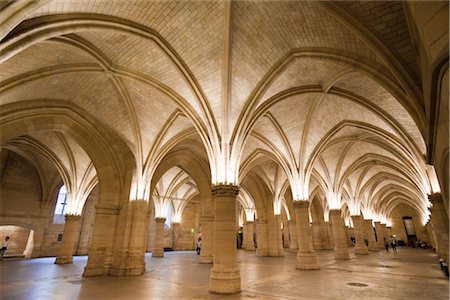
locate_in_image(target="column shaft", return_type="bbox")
[55,214,81,264]
[173,223,181,250]
[152,217,166,257]
[320,222,332,249]
[312,222,322,250]
[363,219,379,252]
[209,185,240,294]
[199,215,214,263]
[374,222,385,250]
[256,219,268,256]
[245,221,255,250]
[294,201,320,270]
[429,193,449,260]
[351,215,368,255]
[288,220,298,250]
[330,209,350,260]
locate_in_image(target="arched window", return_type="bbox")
[165,204,173,228]
[54,185,68,215]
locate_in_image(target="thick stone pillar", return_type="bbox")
[294,201,320,270]
[374,222,384,250]
[172,222,181,250]
[363,219,379,252]
[256,219,268,256]
[152,217,166,257]
[288,220,298,250]
[329,209,350,260]
[381,224,389,242]
[267,215,284,256]
[351,215,368,255]
[199,215,214,263]
[210,185,240,294]
[109,200,149,276]
[429,193,449,260]
[312,222,322,250]
[327,221,335,248]
[84,205,120,276]
[282,222,290,248]
[320,222,332,249]
[386,226,392,238]
[245,221,255,250]
[55,214,81,264]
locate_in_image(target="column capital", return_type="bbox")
[245,220,254,224]
[64,214,81,222]
[293,200,309,209]
[428,193,443,205]
[155,217,166,223]
[351,215,361,220]
[211,184,239,197]
[329,209,342,215]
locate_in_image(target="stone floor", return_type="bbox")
[0,247,448,299]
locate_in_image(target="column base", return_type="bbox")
[210,267,241,294]
[354,245,369,255]
[109,266,145,276]
[296,251,320,270]
[199,254,213,264]
[245,245,256,251]
[256,248,268,256]
[369,246,380,252]
[334,246,350,260]
[268,249,285,257]
[83,266,108,277]
[152,249,164,257]
[55,256,73,264]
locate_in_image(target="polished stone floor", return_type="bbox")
[0,247,448,299]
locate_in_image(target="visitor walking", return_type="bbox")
[390,236,397,252]
[196,237,202,255]
[0,236,10,260]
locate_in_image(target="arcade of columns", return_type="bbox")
[0,0,448,296]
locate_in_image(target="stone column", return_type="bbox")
[288,220,298,250]
[210,185,240,294]
[109,200,149,276]
[256,219,268,256]
[386,226,392,237]
[363,219,379,251]
[329,209,350,260]
[172,222,181,250]
[328,221,335,248]
[245,221,255,250]
[84,205,120,276]
[429,193,449,260]
[320,222,332,249]
[267,215,284,256]
[374,222,384,250]
[381,224,389,241]
[199,215,214,263]
[55,214,81,264]
[294,201,320,270]
[152,217,166,257]
[351,215,368,255]
[312,222,322,250]
[282,222,290,248]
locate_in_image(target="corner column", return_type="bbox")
[351,215,368,255]
[152,217,166,257]
[329,209,350,260]
[55,214,81,264]
[294,201,320,270]
[210,185,241,294]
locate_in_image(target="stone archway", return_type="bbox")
[0,100,136,276]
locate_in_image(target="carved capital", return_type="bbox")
[95,205,120,215]
[245,221,254,225]
[65,214,81,222]
[293,200,309,209]
[211,184,239,197]
[428,193,443,206]
[155,217,166,223]
[329,209,341,215]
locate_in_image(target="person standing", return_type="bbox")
[383,237,390,252]
[0,236,10,260]
[390,236,397,252]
